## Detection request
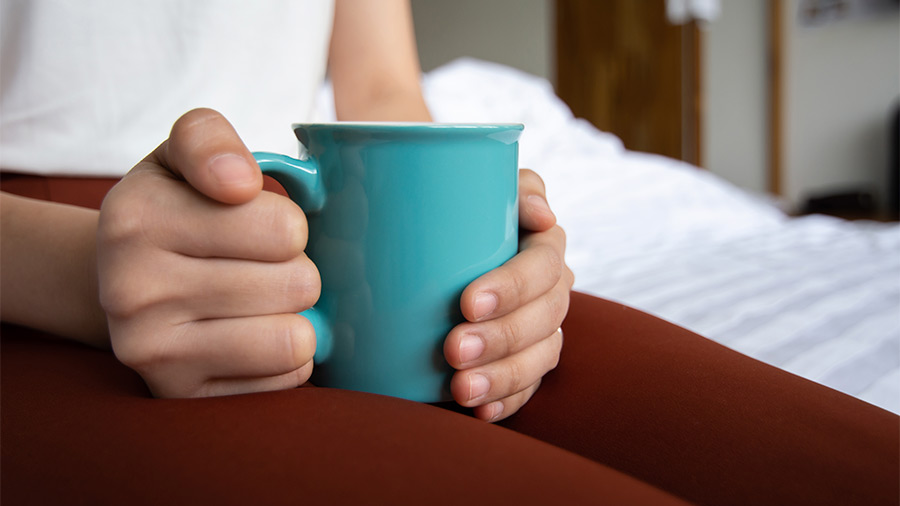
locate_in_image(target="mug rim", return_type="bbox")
[293,122,524,131]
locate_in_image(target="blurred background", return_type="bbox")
[410,0,900,219]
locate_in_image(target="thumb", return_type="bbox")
[151,108,263,205]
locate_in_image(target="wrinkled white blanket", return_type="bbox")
[317,58,900,414]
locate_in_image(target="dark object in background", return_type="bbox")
[802,103,899,221]
[888,103,899,220]
[801,189,878,220]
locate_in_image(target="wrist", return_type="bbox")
[335,87,433,123]
[1,193,110,348]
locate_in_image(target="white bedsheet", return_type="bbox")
[317,58,900,414]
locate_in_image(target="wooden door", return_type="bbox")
[556,0,702,166]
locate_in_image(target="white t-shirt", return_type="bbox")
[0,0,334,177]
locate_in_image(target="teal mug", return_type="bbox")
[253,122,522,402]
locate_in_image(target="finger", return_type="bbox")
[103,173,308,261]
[450,328,563,408]
[460,225,566,322]
[199,362,314,397]
[148,362,315,399]
[102,252,319,322]
[472,380,542,423]
[445,269,573,369]
[139,108,262,205]
[519,169,555,232]
[173,313,316,380]
[170,254,320,321]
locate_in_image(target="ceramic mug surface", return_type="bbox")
[254,122,522,402]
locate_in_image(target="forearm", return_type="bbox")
[1,192,109,348]
[330,0,432,123]
[336,87,432,122]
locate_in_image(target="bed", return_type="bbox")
[318,58,900,414]
[2,58,896,506]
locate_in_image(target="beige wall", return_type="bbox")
[783,0,899,207]
[704,0,899,208]
[410,0,554,82]
[702,0,770,194]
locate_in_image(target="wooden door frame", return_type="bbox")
[768,0,784,196]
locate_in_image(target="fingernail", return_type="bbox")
[487,401,505,422]
[458,334,485,364]
[468,373,490,402]
[209,154,255,186]
[472,292,498,321]
[527,194,555,219]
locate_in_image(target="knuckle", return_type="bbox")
[506,358,526,393]
[543,289,565,325]
[110,338,141,369]
[284,315,316,367]
[498,317,521,357]
[284,256,321,310]
[98,189,151,246]
[502,267,530,306]
[112,333,171,376]
[541,243,563,278]
[269,197,308,254]
[99,285,138,320]
[99,269,159,320]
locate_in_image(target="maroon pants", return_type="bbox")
[2,175,898,506]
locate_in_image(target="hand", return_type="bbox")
[444,169,574,422]
[97,108,320,398]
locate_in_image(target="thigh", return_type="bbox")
[1,175,691,504]
[500,292,900,506]
[7,175,897,505]
[0,173,289,210]
[0,324,690,505]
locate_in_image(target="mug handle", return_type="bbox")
[252,151,333,363]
